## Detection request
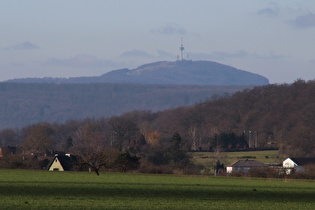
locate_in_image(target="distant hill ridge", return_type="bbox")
[0,82,252,129]
[6,60,269,85]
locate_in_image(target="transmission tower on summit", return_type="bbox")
[179,37,185,61]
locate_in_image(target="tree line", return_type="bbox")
[0,79,314,173]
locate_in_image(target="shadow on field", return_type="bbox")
[1,181,314,203]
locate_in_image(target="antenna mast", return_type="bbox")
[179,37,185,61]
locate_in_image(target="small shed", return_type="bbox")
[47,154,75,171]
[226,160,267,173]
[283,157,315,174]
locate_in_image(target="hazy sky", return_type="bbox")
[1,0,314,83]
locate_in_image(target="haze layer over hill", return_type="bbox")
[6,60,269,86]
[0,83,251,129]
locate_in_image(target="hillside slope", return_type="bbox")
[6,60,269,86]
[147,79,315,157]
[0,83,250,129]
[97,61,269,85]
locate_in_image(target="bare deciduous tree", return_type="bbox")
[20,123,55,155]
[71,122,117,175]
[107,116,139,151]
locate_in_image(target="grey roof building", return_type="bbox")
[226,160,267,173]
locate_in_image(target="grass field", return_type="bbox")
[0,169,314,209]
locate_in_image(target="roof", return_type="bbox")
[289,158,315,166]
[47,155,76,171]
[228,160,267,167]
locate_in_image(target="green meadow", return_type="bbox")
[0,169,314,209]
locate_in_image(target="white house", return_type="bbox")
[283,157,315,174]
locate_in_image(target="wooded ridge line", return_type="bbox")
[1,79,314,159]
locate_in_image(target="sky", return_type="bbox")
[0,0,314,84]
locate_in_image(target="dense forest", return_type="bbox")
[0,79,314,173]
[0,82,249,129]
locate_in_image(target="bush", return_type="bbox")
[179,163,200,175]
[138,159,173,174]
[248,168,268,178]
[0,155,44,169]
[228,170,245,177]
[289,164,315,179]
[229,167,286,178]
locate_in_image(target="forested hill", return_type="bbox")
[2,80,314,158]
[148,79,315,157]
[5,60,269,86]
[0,82,250,129]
